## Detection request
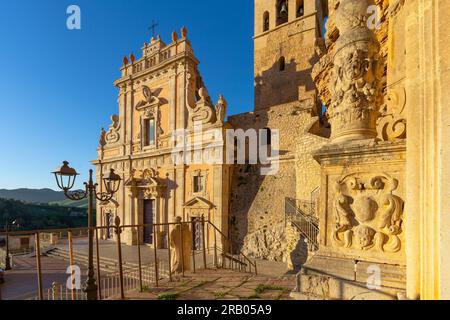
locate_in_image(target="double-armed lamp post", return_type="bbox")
[3,220,17,271]
[52,161,121,300]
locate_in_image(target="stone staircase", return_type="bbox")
[45,247,138,274]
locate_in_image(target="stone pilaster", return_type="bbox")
[404,0,450,300]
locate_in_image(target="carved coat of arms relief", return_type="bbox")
[332,173,404,254]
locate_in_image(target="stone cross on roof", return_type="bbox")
[148,20,159,38]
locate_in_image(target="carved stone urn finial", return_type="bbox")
[181,26,188,38]
[172,31,178,43]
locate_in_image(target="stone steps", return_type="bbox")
[46,248,137,273]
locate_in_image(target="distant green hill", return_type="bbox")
[0,188,89,208]
[0,198,89,231]
[49,198,89,209]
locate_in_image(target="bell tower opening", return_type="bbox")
[296,0,304,17]
[263,11,270,32]
[276,0,289,26]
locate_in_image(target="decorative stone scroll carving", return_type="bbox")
[332,173,404,253]
[105,115,121,144]
[326,0,383,142]
[377,86,406,141]
[186,73,217,126]
[187,86,217,125]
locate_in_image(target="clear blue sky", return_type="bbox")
[0,0,254,190]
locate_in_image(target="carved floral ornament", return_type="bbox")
[332,173,404,253]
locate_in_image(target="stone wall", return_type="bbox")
[228,102,328,267]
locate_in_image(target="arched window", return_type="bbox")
[296,0,304,18]
[263,11,270,32]
[276,0,289,26]
[279,56,286,71]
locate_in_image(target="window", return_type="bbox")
[144,118,155,146]
[193,175,203,193]
[296,0,304,17]
[276,0,289,26]
[279,56,286,71]
[263,11,270,32]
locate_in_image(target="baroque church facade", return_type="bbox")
[93,26,233,250]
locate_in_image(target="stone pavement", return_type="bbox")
[120,269,297,301]
[0,255,88,300]
[56,238,293,278]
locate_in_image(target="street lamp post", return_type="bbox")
[4,224,11,271]
[3,219,16,271]
[52,161,121,300]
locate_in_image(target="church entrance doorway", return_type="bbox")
[143,200,155,244]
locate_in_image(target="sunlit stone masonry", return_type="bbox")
[93,0,450,300]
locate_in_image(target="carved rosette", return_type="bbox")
[332,173,404,253]
[327,0,383,142]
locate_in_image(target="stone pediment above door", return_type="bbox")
[183,197,215,210]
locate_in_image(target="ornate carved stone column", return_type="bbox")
[327,0,382,143]
[296,0,408,300]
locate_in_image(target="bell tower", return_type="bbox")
[254,0,327,111]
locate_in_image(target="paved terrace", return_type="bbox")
[116,269,297,301]
[55,237,292,278]
[1,237,296,300]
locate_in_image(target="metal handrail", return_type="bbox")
[285,197,319,251]
[207,222,257,274]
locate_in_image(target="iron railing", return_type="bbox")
[0,218,257,300]
[40,262,164,301]
[285,197,319,251]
